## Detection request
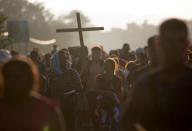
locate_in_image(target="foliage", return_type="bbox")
[0,0,91,52]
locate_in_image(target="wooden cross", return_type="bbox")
[56,12,104,48]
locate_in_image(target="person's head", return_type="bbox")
[109,50,120,57]
[91,46,102,61]
[129,51,136,61]
[122,43,130,52]
[136,48,148,65]
[59,49,72,70]
[44,53,51,60]
[147,35,159,66]
[30,50,39,62]
[159,19,189,66]
[111,55,126,70]
[10,50,19,58]
[53,44,57,50]
[104,58,117,74]
[33,48,39,53]
[99,45,108,58]
[1,57,39,100]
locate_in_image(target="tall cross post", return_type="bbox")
[56,13,104,49]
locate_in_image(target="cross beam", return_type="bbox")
[56,13,104,47]
[56,27,104,32]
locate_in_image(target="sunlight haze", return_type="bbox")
[29,0,192,30]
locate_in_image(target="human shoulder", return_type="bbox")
[133,68,160,90]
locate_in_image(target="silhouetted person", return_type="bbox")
[95,58,121,131]
[99,45,108,59]
[43,53,52,77]
[144,46,149,60]
[30,50,46,75]
[131,35,160,86]
[120,43,134,61]
[48,49,83,131]
[126,47,148,89]
[81,46,104,91]
[96,58,122,103]
[122,19,192,131]
[51,44,58,55]
[111,56,126,102]
[0,57,65,131]
[135,48,148,66]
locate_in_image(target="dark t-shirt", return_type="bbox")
[119,50,134,62]
[96,74,122,102]
[48,68,83,131]
[122,66,192,131]
[0,94,65,131]
[48,68,82,110]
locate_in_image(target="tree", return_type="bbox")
[0,0,92,53]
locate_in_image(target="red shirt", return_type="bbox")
[0,94,65,131]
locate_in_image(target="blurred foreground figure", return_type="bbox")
[0,57,65,131]
[122,19,192,131]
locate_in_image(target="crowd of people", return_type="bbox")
[0,18,192,131]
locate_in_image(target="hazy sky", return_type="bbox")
[29,0,192,30]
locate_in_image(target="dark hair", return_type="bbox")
[91,46,101,52]
[148,35,158,48]
[61,48,68,52]
[109,50,119,57]
[30,50,38,56]
[2,57,40,98]
[10,50,19,56]
[144,46,148,50]
[104,58,117,72]
[159,19,188,50]
[123,43,130,50]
